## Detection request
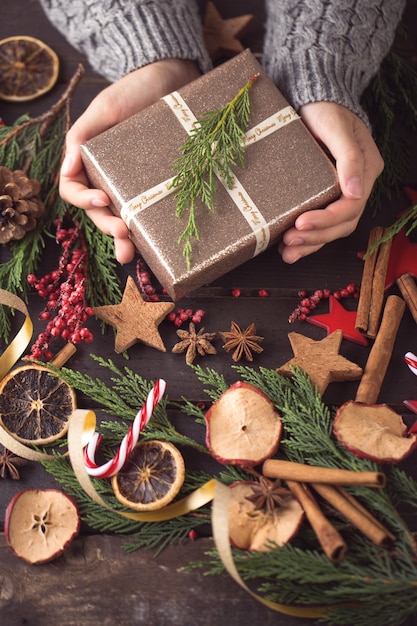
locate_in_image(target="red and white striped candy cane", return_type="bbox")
[84,379,167,478]
[405,352,417,377]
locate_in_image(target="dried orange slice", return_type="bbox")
[0,364,76,445]
[0,35,59,102]
[112,440,185,511]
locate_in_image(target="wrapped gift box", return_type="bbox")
[81,50,340,301]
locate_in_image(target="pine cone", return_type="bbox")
[0,166,44,243]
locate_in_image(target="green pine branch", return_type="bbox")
[0,66,122,342]
[170,74,259,268]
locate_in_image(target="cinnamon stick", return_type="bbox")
[287,480,347,562]
[355,294,405,405]
[356,226,392,338]
[396,273,417,324]
[311,483,395,547]
[262,459,386,488]
[49,343,77,368]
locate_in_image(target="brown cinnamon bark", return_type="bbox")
[396,273,417,324]
[50,343,77,368]
[311,483,395,547]
[356,226,392,338]
[262,459,386,488]
[287,480,347,562]
[355,294,405,404]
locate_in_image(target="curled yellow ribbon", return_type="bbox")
[67,407,216,522]
[211,480,326,619]
[0,288,33,380]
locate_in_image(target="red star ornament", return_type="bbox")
[385,227,417,289]
[404,186,417,205]
[306,295,368,347]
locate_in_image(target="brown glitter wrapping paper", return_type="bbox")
[81,50,340,301]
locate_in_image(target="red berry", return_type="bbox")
[231,288,241,297]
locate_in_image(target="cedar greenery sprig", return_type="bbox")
[0,66,122,342]
[364,201,417,258]
[41,358,417,625]
[171,73,259,269]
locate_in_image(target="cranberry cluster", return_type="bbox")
[27,220,94,360]
[289,282,360,323]
[136,256,205,327]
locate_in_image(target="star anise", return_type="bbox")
[172,321,217,365]
[220,321,264,362]
[245,477,291,515]
[0,444,27,479]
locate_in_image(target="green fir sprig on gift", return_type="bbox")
[0,66,122,342]
[171,73,259,269]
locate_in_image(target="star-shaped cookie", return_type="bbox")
[203,1,253,61]
[93,275,175,353]
[276,330,362,396]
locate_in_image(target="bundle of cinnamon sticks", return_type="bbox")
[262,459,395,563]
[356,225,417,338]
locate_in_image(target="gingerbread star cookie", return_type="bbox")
[93,275,175,353]
[276,330,362,396]
[203,1,253,61]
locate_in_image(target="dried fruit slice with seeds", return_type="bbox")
[205,381,282,466]
[228,481,304,552]
[112,440,185,511]
[5,488,80,563]
[333,400,417,463]
[0,35,59,102]
[0,364,76,444]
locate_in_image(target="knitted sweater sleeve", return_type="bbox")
[262,0,406,125]
[38,0,212,83]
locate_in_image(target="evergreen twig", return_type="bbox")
[170,74,259,268]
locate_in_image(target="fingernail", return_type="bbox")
[91,197,108,207]
[346,176,363,199]
[60,154,72,175]
[288,237,304,247]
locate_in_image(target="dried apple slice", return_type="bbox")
[205,382,282,466]
[228,481,304,552]
[333,401,417,463]
[5,488,80,564]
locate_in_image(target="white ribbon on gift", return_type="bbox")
[120,91,300,258]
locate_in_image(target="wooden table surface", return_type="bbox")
[1,1,417,625]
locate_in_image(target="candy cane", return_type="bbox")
[405,352,417,377]
[84,379,167,478]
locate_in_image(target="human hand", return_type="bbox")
[60,59,201,263]
[279,102,384,263]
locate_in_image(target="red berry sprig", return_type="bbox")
[289,282,359,323]
[136,256,205,327]
[27,219,94,360]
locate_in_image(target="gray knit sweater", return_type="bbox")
[38,0,406,125]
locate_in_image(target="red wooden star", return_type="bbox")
[306,295,369,346]
[385,228,417,288]
[404,186,417,204]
